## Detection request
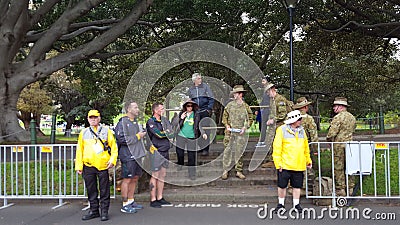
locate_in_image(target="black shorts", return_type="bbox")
[150,151,169,172]
[277,169,304,189]
[121,160,143,178]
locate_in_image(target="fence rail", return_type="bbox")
[307,141,400,207]
[0,144,116,210]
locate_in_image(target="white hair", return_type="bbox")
[192,73,201,82]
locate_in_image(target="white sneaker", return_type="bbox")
[255,142,266,147]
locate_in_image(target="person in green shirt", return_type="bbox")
[172,99,207,180]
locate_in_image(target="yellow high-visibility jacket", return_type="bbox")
[272,124,311,171]
[75,126,118,171]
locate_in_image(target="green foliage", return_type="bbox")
[362,149,399,195]
[40,0,400,126]
[17,82,53,115]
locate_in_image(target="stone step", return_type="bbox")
[166,166,276,177]
[133,186,313,204]
[164,173,277,188]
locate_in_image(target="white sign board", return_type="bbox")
[345,141,374,175]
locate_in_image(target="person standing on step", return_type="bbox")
[115,101,146,213]
[272,110,312,214]
[221,85,253,180]
[146,103,174,208]
[75,110,118,221]
[255,76,271,147]
[171,99,207,180]
[187,72,214,156]
[326,97,356,196]
[261,83,293,168]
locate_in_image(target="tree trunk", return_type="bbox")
[34,114,45,136]
[0,96,30,143]
[19,111,31,130]
[65,117,74,137]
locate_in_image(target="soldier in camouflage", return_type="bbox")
[293,97,318,195]
[261,84,293,168]
[221,85,253,180]
[293,97,318,150]
[326,97,356,196]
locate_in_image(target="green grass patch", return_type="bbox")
[314,147,399,195]
[1,160,115,196]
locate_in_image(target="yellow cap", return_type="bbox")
[88,110,100,117]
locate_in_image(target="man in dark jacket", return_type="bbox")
[115,101,146,213]
[146,103,174,208]
[187,72,214,156]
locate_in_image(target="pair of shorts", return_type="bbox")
[277,169,304,188]
[150,151,169,172]
[121,160,143,178]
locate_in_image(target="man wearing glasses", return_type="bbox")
[75,110,118,221]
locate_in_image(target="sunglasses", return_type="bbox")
[186,105,193,107]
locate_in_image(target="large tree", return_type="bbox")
[0,0,153,142]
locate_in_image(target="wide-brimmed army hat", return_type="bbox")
[264,83,275,91]
[333,97,350,106]
[230,85,247,94]
[293,97,312,109]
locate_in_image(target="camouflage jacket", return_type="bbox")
[326,109,356,142]
[301,111,318,143]
[270,93,292,123]
[222,100,253,130]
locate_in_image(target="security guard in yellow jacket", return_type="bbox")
[75,110,118,221]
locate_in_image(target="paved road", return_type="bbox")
[0,201,398,225]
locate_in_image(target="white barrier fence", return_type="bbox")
[307,141,400,207]
[0,144,116,210]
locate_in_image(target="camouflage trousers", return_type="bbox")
[333,144,355,190]
[223,132,247,172]
[265,122,280,161]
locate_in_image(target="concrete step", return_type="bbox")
[166,166,276,177]
[133,186,313,204]
[164,173,277,187]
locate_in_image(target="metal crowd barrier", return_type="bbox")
[306,141,400,207]
[0,144,116,210]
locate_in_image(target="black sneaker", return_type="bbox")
[157,198,173,206]
[150,200,162,208]
[273,204,286,214]
[294,204,303,214]
[82,210,100,220]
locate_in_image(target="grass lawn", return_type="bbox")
[314,147,399,196]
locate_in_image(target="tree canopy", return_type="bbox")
[1,0,399,142]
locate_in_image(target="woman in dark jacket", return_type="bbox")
[172,99,207,180]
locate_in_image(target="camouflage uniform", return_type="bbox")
[300,111,318,191]
[301,111,318,152]
[264,93,291,161]
[222,101,253,172]
[326,109,356,191]
[274,93,292,126]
